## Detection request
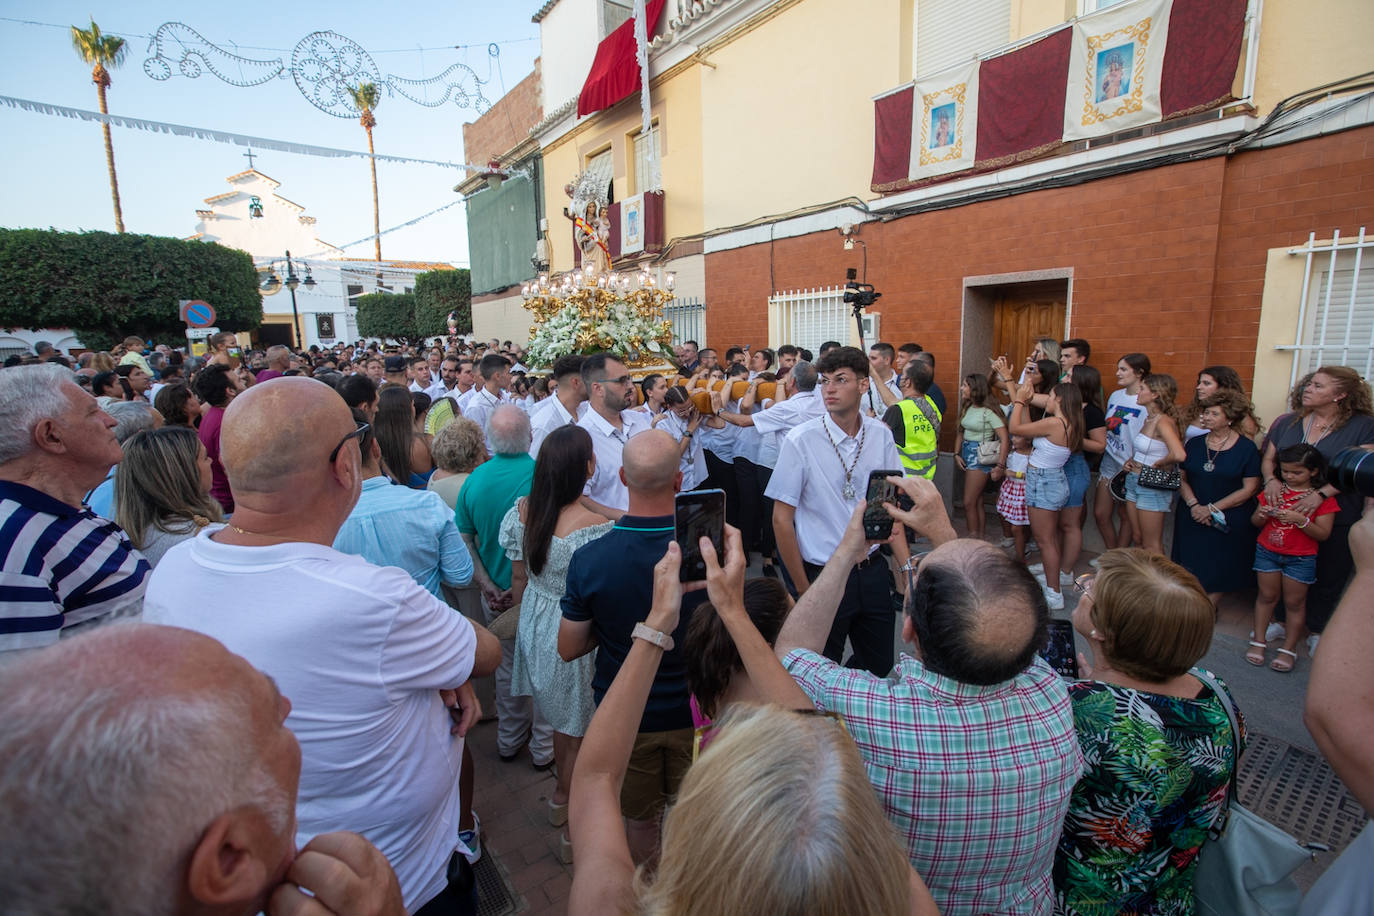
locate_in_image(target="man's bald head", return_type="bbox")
[906,540,1048,686]
[621,430,682,493]
[222,377,356,497]
[0,624,297,915]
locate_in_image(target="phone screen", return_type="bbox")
[1041,619,1079,678]
[863,469,903,541]
[675,489,725,582]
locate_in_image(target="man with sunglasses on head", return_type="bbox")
[577,353,651,520]
[145,377,501,915]
[766,346,910,676]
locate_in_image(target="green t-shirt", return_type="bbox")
[454,453,534,590]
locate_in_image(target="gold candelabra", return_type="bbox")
[522,264,677,364]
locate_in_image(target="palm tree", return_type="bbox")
[346,82,383,262]
[71,19,127,233]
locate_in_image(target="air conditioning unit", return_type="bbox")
[860,312,881,343]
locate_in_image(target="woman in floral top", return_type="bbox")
[1055,549,1243,915]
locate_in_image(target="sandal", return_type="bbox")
[548,797,568,828]
[1245,641,1267,667]
[1270,648,1297,673]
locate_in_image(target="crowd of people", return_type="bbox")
[1,328,1372,916]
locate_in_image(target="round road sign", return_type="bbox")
[185,300,216,328]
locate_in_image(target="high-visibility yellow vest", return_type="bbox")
[896,396,941,478]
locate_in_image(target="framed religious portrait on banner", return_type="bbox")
[1064,0,1171,141]
[621,194,645,255]
[908,60,980,180]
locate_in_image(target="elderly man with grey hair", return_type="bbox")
[0,622,407,916]
[0,364,149,652]
[86,400,163,519]
[455,403,554,767]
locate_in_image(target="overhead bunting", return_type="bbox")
[1063,0,1172,141]
[909,60,980,180]
[578,0,667,118]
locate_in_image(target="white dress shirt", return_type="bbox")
[751,389,824,471]
[463,387,504,449]
[867,373,902,415]
[655,411,708,490]
[529,396,588,458]
[578,408,651,512]
[766,412,901,565]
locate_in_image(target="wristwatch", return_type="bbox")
[632,622,674,651]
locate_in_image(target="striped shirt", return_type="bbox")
[0,481,150,652]
[784,649,1083,916]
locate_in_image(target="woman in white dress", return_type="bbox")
[500,425,613,859]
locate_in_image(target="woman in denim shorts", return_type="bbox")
[1010,381,1084,610]
[1122,375,1187,555]
[954,374,1008,541]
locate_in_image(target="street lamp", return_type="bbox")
[260,250,309,347]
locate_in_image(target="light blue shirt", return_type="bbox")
[334,476,473,597]
[86,467,117,519]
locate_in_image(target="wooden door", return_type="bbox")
[992,297,1065,370]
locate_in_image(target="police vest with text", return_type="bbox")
[897,396,942,478]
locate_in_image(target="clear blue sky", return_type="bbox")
[0,1,542,263]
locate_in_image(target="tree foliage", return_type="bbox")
[355,292,417,341]
[0,229,261,352]
[414,269,472,337]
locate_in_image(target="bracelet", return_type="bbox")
[631,622,674,651]
[1297,517,1310,529]
[684,431,693,438]
[1186,500,1198,508]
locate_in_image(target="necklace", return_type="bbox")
[822,415,868,499]
[227,524,292,542]
[1303,413,1335,445]
[1203,429,1233,473]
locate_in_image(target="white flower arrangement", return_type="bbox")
[526,299,675,369]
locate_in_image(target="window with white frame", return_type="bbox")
[585,147,614,203]
[1077,0,1130,14]
[915,0,1010,78]
[769,286,850,355]
[1298,242,1374,377]
[633,124,660,194]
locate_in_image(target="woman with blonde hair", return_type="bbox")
[1121,373,1187,555]
[114,427,223,567]
[90,351,116,373]
[570,526,937,916]
[1057,548,1242,915]
[427,417,486,510]
[1258,365,1374,655]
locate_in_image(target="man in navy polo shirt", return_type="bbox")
[558,430,705,864]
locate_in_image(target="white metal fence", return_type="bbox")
[665,297,706,348]
[770,285,850,354]
[1279,228,1374,382]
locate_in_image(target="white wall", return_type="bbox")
[0,329,85,355]
[540,0,603,112]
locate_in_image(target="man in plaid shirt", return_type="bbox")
[775,475,1082,915]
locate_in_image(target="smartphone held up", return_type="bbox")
[863,469,905,541]
[675,489,726,582]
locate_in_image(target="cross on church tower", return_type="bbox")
[244,148,257,170]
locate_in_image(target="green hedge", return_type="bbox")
[0,229,262,352]
[355,291,417,341]
[414,269,471,337]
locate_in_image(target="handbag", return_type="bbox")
[976,411,1002,465]
[1137,466,1181,491]
[1191,667,1312,916]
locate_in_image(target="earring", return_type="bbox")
[1089,629,1101,640]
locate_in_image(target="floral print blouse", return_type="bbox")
[1053,671,1243,916]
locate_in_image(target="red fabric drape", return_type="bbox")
[871,86,916,190]
[1161,0,1247,117]
[577,0,669,118]
[975,27,1072,168]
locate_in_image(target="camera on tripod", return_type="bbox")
[1330,446,1374,498]
[843,267,882,309]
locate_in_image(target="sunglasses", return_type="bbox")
[692,708,847,762]
[599,374,633,387]
[328,420,370,463]
[1072,573,1095,597]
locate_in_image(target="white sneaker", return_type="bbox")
[459,812,481,864]
[1308,633,1320,657]
[1088,556,1101,568]
[1043,586,1065,610]
[1027,563,1045,575]
[1060,570,1076,586]
[1267,622,1287,642]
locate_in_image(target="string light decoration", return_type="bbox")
[522,265,678,371]
[142,22,494,118]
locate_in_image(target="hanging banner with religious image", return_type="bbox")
[908,60,980,181]
[621,194,646,255]
[1063,0,1172,142]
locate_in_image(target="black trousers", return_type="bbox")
[756,464,776,558]
[703,450,741,530]
[413,853,477,916]
[733,456,762,553]
[803,557,896,677]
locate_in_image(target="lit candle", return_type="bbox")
[665,271,676,291]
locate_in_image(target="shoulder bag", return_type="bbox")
[976,410,1002,466]
[1137,465,1181,491]
[1191,667,1312,916]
